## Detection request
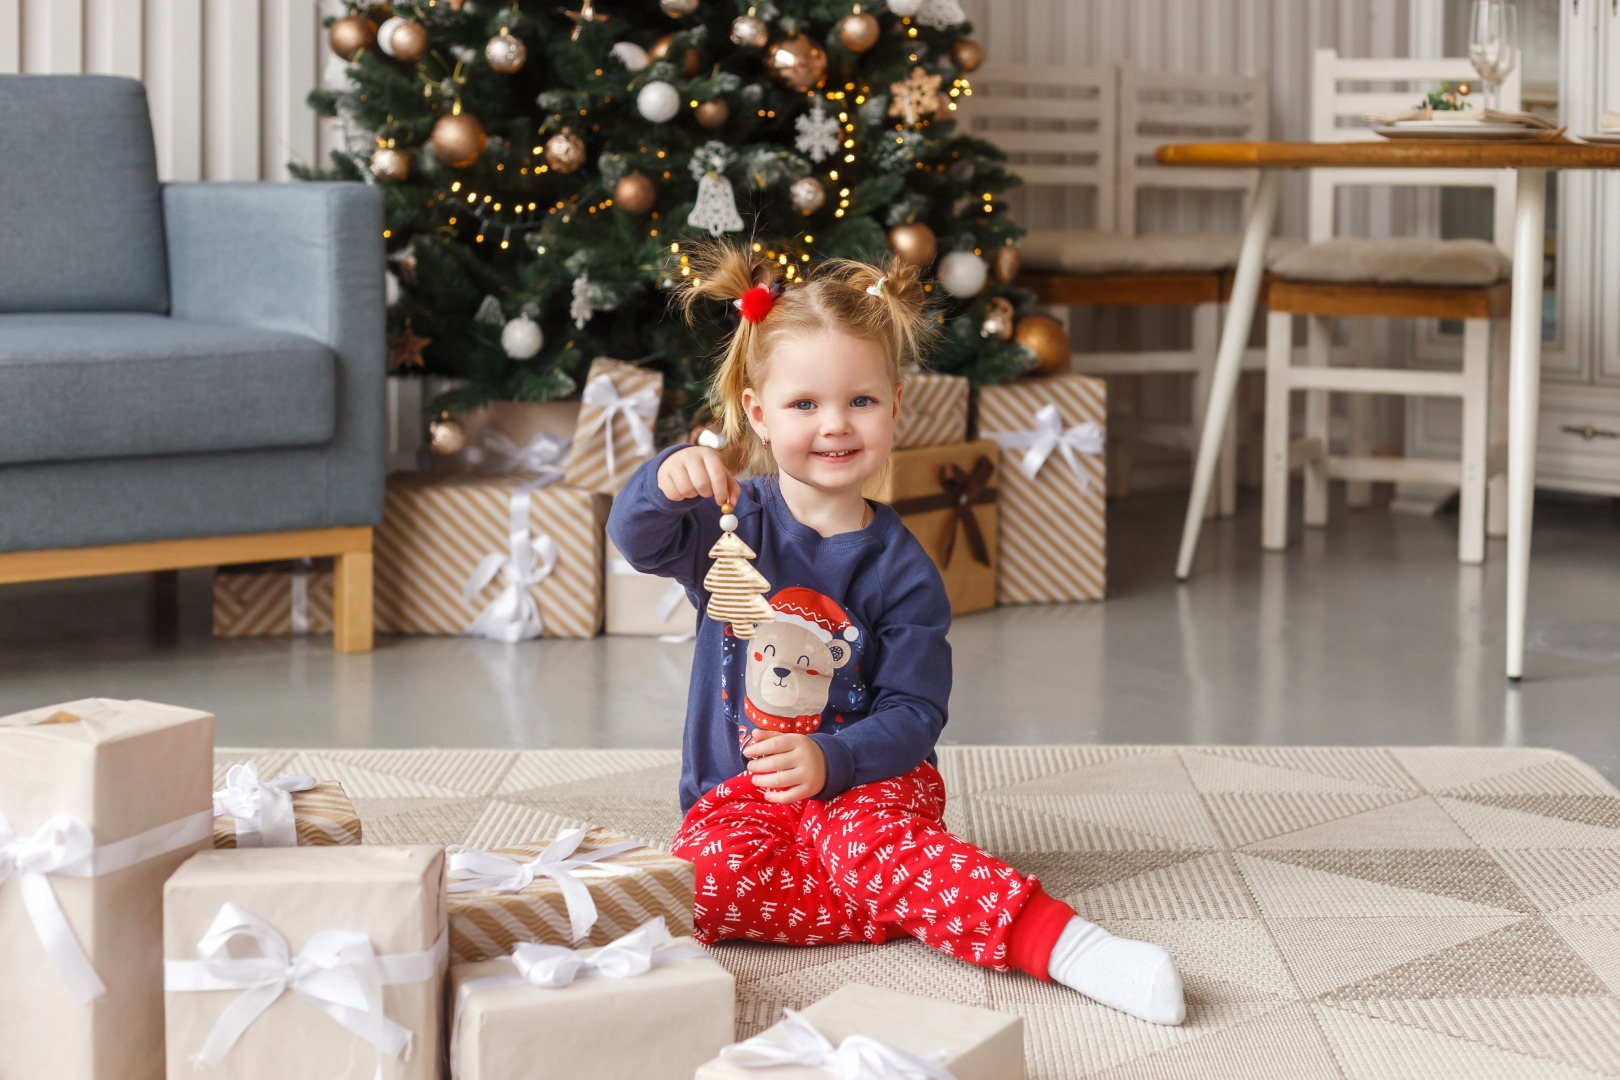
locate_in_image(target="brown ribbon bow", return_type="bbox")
[888,456,997,568]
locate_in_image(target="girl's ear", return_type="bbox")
[741,385,771,445]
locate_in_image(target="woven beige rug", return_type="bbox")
[215,745,1620,1079]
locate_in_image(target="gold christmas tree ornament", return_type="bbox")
[485,27,527,73]
[704,503,774,639]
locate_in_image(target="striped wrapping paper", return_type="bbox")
[212,780,363,847]
[447,827,695,962]
[212,567,334,636]
[606,540,698,637]
[894,371,970,449]
[374,472,610,638]
[562,357,664,495]
[976,374,1107,604]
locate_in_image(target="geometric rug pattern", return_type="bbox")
[215,745,1620,1079]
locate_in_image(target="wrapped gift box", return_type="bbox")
[605,540,697,637]
[447,828,695,963]
[375,472,610,639]
[563,357,663,495]
[696,984,1024,1080]
[976,374,1107,603]
[894,371,970,450]
[212,562,334,637]
[868,438,999,616]
[436,399,581,476]
[448,925,734,1080]
[0,698,214,1080]
[212,763,363,848]
[163,846,447,1080]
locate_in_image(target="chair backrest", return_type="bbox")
[0,75,169,315]
[1308,49,1519,250]
[1117,66,1269,235]
[964,64,1118,232]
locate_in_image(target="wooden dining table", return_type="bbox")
[1156,139,1620,681]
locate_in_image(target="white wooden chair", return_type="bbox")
[1262,50,1517,564]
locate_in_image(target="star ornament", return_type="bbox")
[564,0,609,40]
[889,67,943,126]
[388,322,432,370]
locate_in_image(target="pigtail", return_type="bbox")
[870,253,935,370]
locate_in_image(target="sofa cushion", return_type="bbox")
[1020,231,1304,275]
[0,75,168,314]
[1269,238,1512,286]
[0,314,336,466]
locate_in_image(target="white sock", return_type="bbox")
[1046,916,1185,1025]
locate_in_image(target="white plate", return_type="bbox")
[1373,121,1554,140]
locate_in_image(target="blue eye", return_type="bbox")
[791,400,815,411]
[851,396,875,408]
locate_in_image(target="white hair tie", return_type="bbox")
[865,276,886,298]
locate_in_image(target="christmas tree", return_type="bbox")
[303,0,1033,433]
[704,510,774,637]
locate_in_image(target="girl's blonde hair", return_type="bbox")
[676,239,936,474]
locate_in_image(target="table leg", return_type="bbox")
[1506,169,1547,681]
[1176,169,1282,580]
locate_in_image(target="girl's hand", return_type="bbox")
[657,446,741,507]
[743,731,827,804]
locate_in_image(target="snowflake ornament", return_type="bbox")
[794,99,842,163]
[915,0,967,29]
[570,272,596,329]
[888,67,943,126]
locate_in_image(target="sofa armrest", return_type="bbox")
[162,181,386,525]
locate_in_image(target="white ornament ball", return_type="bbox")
[719,513,739,532]
[385,271,400,307]
[637,80,681,123]
[887,0,925,15]
[937,251,989,297]
[500,315,544,359]
[611,41,650,71]
[376,16,406,56]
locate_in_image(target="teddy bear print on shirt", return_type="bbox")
[737,587,865,736]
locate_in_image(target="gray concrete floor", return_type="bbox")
[2,490,1617,777]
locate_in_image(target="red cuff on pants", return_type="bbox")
[1003,886,1075,981]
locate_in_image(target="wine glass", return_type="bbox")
[1468,0,1518,112]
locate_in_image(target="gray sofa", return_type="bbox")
[0,74,385,650]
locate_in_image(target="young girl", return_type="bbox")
[607,243,1184,1025]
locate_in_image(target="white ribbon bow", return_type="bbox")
[475,429,570,480]
[577,373,659,486]
[449,917,706,1078]
[444,828,644,942]
[988,403,1106,485]
[163,903,446,1075]
[720,1009,958,1080]
[463,476,561,644]
[0,807,213,1004]
[212,761,318,848]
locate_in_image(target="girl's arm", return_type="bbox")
[606,445,734,589]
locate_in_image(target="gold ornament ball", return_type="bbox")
[990,244,1020,283]
[428,416,466,456]
[1014,315,1070,375]
[388,19,428,62]
[729,15,768,47]
[953,39,985,72]
[544,128,586,173]
[887,222,937,267]
[430,112,486,168]
[370,146,410,182]
[648,34,701,76]
[659,0,699,15]
[980,297,1015,340]
[694,98,730,128]
[790,176,826,215]
[765,34,828,92]
[485,29,527,72]
[614,172,657,215]
[838,12,880,52]
[328,15,376,60]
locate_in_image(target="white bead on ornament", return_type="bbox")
[500,315,544,359]
[937,251,989,297]
[637,80,681,123]
[611,41,650,71]
[719,511,739,532]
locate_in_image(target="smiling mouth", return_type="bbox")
[813,449,859,459]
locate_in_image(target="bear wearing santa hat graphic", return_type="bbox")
[741,586,861,735]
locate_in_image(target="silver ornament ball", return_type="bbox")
[636,80,681,123]
[789,176,826,215]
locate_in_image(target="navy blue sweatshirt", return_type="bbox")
[607,447,952,813]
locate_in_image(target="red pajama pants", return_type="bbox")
[671,762,1075,977]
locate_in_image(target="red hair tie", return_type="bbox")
[734,283,780,324]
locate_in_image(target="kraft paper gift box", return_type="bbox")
[894,371,970,449]
[976,374,1107,603]
[447,918,734,1080]
[867,438,999,616]
[211,761,363,848]
[605,540,697,637]
[212,562,334,637]
[562,357,663,495]
[696,984,1024,1080]
[374,472,610,640]
[0,698,215,1080]
[445,827,695,963]
[162,845,447,1080]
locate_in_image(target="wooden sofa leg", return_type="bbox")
[333,546,374,653]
